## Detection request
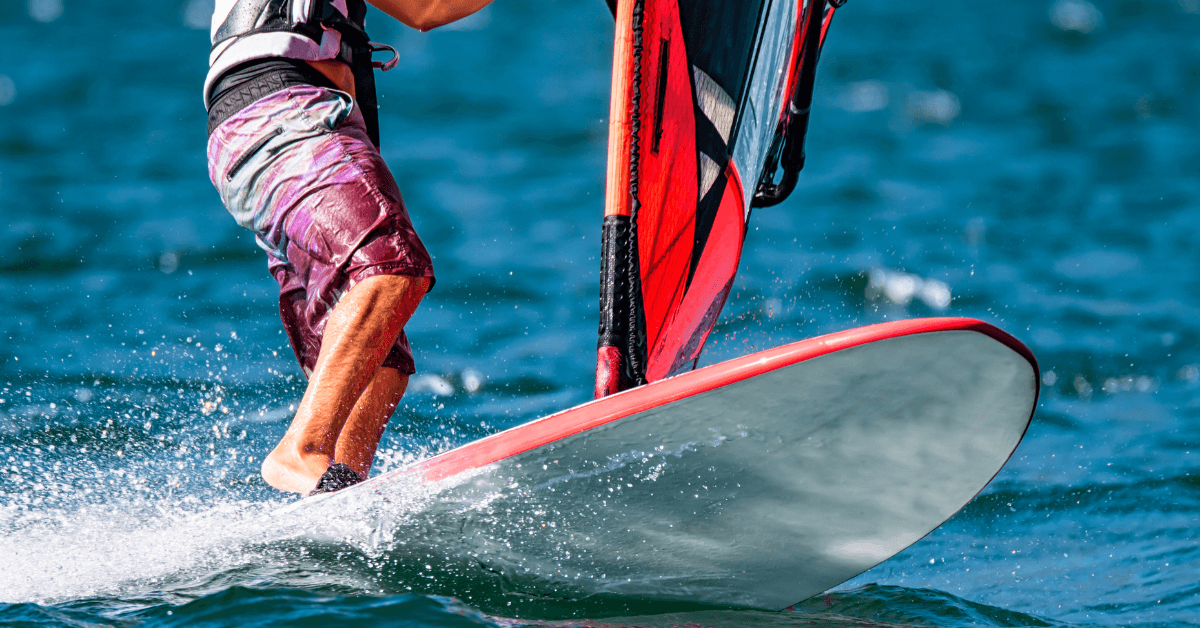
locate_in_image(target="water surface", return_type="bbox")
[1,0,1198,626]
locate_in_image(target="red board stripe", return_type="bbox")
[404,318,1037,483]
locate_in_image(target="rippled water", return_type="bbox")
[2,0,1198,626]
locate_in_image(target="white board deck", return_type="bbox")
[279,318,1038,611]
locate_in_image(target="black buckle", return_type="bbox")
[370,42,398,72]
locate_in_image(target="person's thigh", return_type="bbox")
[208,85,435,376]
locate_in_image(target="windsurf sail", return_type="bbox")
[596,0,845,397]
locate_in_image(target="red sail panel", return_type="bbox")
[632,0,698,362]
[646,162,746,380]
[598,0,824,397]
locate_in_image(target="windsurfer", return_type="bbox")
[204,0,493,494]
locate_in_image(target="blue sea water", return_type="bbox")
[1,0,1198,626]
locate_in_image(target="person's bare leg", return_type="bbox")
[262,274,429,493]
[335,366,407,478]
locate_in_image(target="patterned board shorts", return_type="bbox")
[207,85,434,376]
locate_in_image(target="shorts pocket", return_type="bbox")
[226,126,283,181]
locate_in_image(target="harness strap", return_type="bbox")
[345,38,382,147]
[323,0,377,148]
[327,0,397,148]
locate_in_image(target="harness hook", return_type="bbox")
[370,42,398,72]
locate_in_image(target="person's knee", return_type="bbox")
[349,274,430,313]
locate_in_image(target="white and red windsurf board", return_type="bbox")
[279,317,1038,610]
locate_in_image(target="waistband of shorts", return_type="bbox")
[206,60,337,135]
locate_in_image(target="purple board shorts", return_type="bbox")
[207,85,434,376]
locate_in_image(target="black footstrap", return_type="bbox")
[309,462,365,495]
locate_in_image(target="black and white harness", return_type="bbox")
[204,0,396,146]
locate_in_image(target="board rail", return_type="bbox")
[391,317,1036,485]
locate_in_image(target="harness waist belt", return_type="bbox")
[207,59,337,135]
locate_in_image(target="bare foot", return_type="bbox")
[262,274,428,494]
[261,437,332,494]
